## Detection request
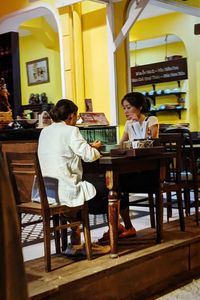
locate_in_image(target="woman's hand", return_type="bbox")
[90,140,102,150]
[127,112,139,121]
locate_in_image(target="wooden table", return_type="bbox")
[83,148,166,258]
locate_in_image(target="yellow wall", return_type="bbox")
[1,1,200,132]
[0,0,57,18]
[127,12,200,131]
[81,2,110,118]
[0,1,27,17]
[114,0,129,136]
[130,42,186,66]
[19,34,62,105]
[115,9,200,132]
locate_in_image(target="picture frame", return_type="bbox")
[26,57,50,86]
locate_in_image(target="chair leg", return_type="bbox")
[52,215,61,254]
[183,188,190,216]
[155,191,163,243]
[193,185,199,226]
[60,214,68,251]
[166,192,172,221]
[81,203,92,260]
[148,193,155,228]
[18,212,22,242]
[177,189,185,231]
[43,218,51,272]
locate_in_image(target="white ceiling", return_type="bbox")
[129,35,181,50]
[138,3,174,20]
[129,2,181,49]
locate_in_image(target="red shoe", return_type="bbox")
[98,224,127,243]
[118,227,136,239]
[118,223,126,233]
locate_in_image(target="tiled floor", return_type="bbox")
[22,193,180,261]
[22,206,152,261]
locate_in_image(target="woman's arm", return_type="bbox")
[70,127,101,162]
[149,124,159,138]
[119,131,129,146]
[147,116,159,138]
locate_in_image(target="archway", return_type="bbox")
[0,4,65,114]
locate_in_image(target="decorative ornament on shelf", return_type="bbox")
[41,92,48,104]
[28,92,48,105]
[0,77,11,112]
[0,77,13,128]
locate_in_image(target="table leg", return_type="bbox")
[106,170,119,258]
[155,190,163,243]
[108,191,119,258]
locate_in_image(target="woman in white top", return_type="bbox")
[120,92,159,144]
[118,92,159,238]
[38,99,102,207]
[38,99,103,244]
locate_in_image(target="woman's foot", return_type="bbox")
[98,223,128,243]
[118,223,126,233]
[118,226,136,239]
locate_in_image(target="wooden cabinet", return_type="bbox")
[21,103,54,114]
[0,126,117,144]
[0,32,21,118]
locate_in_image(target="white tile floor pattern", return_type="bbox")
[22,193,164,260]
[22,194,199,299]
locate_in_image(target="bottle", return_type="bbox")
[196,157,200,174]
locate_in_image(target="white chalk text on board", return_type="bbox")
[131,58,188,87]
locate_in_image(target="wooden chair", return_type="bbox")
[2,142,92,272]
[163,128,199,225]
[159,133,185,230]
[0,152,28,300]
[150,132,199,231]
[140,134,184,230]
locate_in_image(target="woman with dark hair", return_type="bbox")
[120,92,159,144]
[117,92,159,238]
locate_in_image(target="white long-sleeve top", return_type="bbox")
[37,121,101,207]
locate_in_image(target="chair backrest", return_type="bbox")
[1,141,38,161]
[158,133,183,184]
[1,142,38,203]
[5,150,51,216]
[159,131,197,183]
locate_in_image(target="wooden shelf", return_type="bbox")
[148,92,186,106]
[21,103,54,113]
[150,107,186,119]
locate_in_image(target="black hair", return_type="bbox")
[50,99,78,122]
[121,92,151,113]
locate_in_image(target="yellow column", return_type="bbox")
[72,3,85,112]
[196,61,200,130]
[58,5,85,109]
[58,6,75,101]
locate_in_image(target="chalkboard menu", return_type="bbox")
[131,58,188,86]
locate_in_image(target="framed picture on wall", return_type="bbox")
[26,57,50,86]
